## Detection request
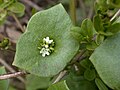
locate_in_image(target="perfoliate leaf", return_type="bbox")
[13,4,79,77]
[47,81,69,90]
[7,2,25,14]
[26,74,51,90]
[95,78,108,90]
[90,32,120,89]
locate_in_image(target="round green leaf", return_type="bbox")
[90,32,120,89]
[13,4,79,77]
[7,2,25,14]
[48,80,69,90]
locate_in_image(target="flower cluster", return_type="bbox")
[38,37,55,57]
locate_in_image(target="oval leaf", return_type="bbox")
[13,4,79,77]
[90,32,120,89]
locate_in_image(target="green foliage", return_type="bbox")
[107,0,120,8]
[65,71,98,90]
[0,38,9,49]
[90,32,120,89]
[13,4,79,77]
[84,68,96,81]
[0,67,9,90]
[107,23,120,33]
[80,59,93,69]
[70,26,83,42]
[93,15,104,32]
[7,2,25,14]
[81,19,96,39]
[95,78,108,90]
[0,0,25,25]
[26,74,51,90]
[47,81,69,90]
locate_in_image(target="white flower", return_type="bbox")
[43,37,53,44]
[40,48,50,57]
[45,44,49,48]
[39,37,55,57]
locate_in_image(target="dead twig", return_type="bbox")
[110,9,120,22]
[0,71,26,80]
[12,14,25,32]
[0,58,26,83]
[52,70,67,84]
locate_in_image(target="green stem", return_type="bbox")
[69,0,77,25]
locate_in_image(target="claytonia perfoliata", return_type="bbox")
[38,37,55,57]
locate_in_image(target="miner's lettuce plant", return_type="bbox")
[13,2,120,90]
[13,4,79,77]
[1,0,120,90]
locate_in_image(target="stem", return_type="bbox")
[70,50,86,65]
[0,71,26,80]
[69,0,77,25]
[12,14,25,32]
[0,58,25,83]
[110,9,120,22]
[52,70,67,84]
